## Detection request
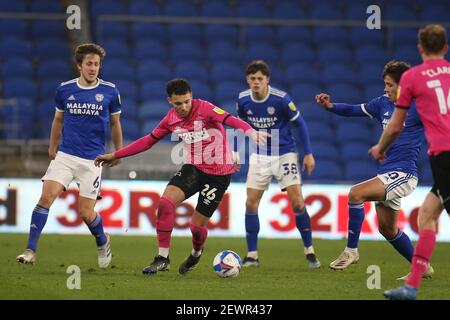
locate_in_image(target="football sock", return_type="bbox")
[26,205,49,252]
[158,248,169,258]
[385,229,414,262]
[190,222,208,253]
[156,196,175,253]
[245,211,259,252]
[347,202,365,249]
[87,212,107,246]
[407,229,436,289]
[294,207,312,248]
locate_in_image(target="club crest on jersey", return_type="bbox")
[267,106,275,115]
[213,107,225,115]
[95,93,104,102]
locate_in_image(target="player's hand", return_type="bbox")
[249,130,271,146]
[315,93,333,110]
[368,144,386,162]
[302,154,315,176]
[234,164,241,172]
[48,148,57,159]
[94,153,118,167]
[232,151,241,172]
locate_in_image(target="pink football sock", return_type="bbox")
[407,229,436,289]
[156,196,175,250]
[190,222,208,253]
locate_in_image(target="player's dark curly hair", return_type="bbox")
[382,60,411,84]
[246,60,270,76]
[166,78,192,96]
[418,24,448,55]
[74,43,106,65]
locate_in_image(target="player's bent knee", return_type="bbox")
[348,188,364,203]
[38,194,57,208]
[378,224,397,239]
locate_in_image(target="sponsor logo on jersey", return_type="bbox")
[66,103,104,116]
[213,107,225,115]
[288,102,297,111]
[177,128,211,144]
[95,94,104,102]
[247,116,278,129]
[267,106,275,115]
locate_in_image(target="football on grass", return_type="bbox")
[212,250,242,278]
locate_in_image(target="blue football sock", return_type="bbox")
[87,213,107,246]
[385,229,414,262]
[347,202,365,249]
[27,205,49,252]
[295,207,313,248]
[245,212,259,252]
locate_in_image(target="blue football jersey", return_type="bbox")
[54,78,121,160]
[237,86,301,156]
[363,95,424,176]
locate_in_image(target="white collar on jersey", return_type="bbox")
[250,85,271,104]
[76,78,100,90]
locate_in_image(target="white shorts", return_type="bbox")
[246,152,301,191]
[376,171,418,211]
[42,151,102,200]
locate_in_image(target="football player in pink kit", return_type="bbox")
[95,79,269,275]
[369,24,450,300]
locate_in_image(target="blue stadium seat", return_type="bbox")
[245,42,278,65]
[120,98,138,121]
[30,0,63,12]
[327,84,363,103]
[290,83,322,105]
[307,122,335,142]
[419,5,450,22]
[140,80,167,102]
[37,99,56,120]
[215,81,245,102]
[244,25,276,43]
[318,44,352,64]
[344,160,378,182]
[206,41,240,63]
[1,98,35,139]
[392,45,422,66]
[322,64,358,85]
[0,38,32,59]
[137,60,172,82]
[128,0,162,16]
[121,119,142,141]
[102,40,131,59]
[280,43,315,64]
[114,79,138,102]
[354,44,388,65]
[1,58,33,78]
[0,20,27,39]
[273,2,307,19]
[311,141,340,162]
[298,102,334,124]
[364,84,384,101]
[101,59,135,82]
[31,20,66,40]
[384,5,417,21]
[168,24,203,42]
[190,80,214,101]
[340,142,371,162]
[201,0,234,17]
[169,41,205,62]
[39,78,63,99]
[204,25,238,43]
[174,62,208,82]
[139,99,169,120]
[358,64,383,86]
[37,60,72,80]
[91,0,126,17]
[336,123,372,143]
[210,62,243,82]
[305,160,343,182]
[309,4,345,20]
[96,21,128,42]
[312,27,349,45]
[390,28,420,48]
[345,4,373,20]
[34,39,70,59]
[2,78,37,100]
[217,100,237,115]
[237,2,270,18]
[130,23,166,42]
[349,27,385,47]
[275,26,313,45]
[141,119,164,136]
[162,1,199,16]
[284,62,321,84]
[133,40,168,61]
[0,0,27,12]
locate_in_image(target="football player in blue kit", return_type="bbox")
[16,43,123,268]
[236,60,321,269]
[316,60,433,278]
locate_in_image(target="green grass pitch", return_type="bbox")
[1,234,449,300]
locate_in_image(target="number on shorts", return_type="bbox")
[201,184,217,201]
[282,163,298,176]
[93,176,100,189]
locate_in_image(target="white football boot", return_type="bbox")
[16,249,36,264]
[329,250,359,270]
[97,233,112,268]
[396,264,434,281]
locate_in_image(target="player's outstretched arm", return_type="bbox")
[315,93,333,110]
[94,152,117,167]
[316,93,368,117]
[223,114,270,145]
[48,111,64,159]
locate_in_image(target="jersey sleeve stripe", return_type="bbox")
[151,133,161,140]
[110,110,121,115]
[289,111,300,122]
[360,104,374,118]
[395,105,410,109]
[55,107,64,112]
[222,114,231,124]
